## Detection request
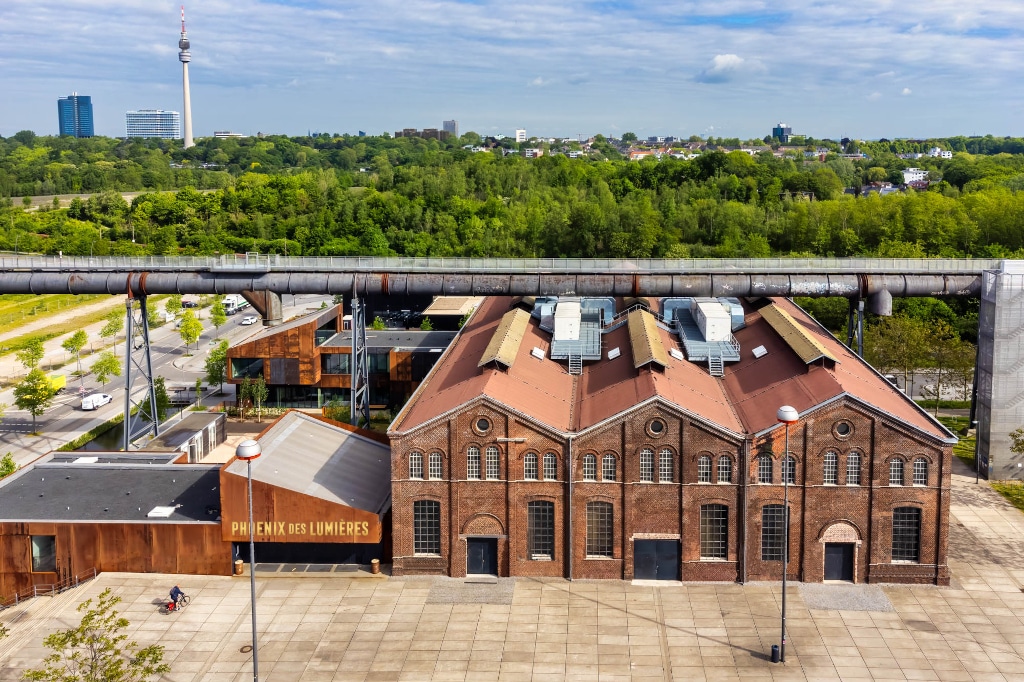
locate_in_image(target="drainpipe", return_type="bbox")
[567,434,574,581]
[741,439,750,584]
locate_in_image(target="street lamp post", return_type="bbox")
[235,439,262,682]
[776,405,799,664]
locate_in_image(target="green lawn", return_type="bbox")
[990,481,1024,514]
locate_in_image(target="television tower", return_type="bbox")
[178,6,194,148]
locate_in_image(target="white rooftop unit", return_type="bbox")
[554,300,581,341]
[694,300,732,342]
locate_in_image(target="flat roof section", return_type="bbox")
[0,465,221,522]
[422,296,484,316]
[322,330,457,351]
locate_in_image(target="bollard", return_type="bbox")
[370,559,380,575]
[234,559,244,575]
[771,644,780,663]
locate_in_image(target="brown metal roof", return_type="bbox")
[758,303,839,364]
[478,307,531,368]
[627,309,670,368]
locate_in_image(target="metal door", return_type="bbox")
[466,538,497,575]
[633,540,679,580]
[824,543,854,581]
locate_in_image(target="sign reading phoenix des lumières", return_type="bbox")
[228,519,375,542]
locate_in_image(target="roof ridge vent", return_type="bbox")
[627,309,670,369]
[478,308,531,369]
[759,303,838,365]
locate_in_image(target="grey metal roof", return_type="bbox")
[224,412,391,515]
[0,463,221,522]
[321,330,457,351]
[149,412,224,451]
[49,452,180,465]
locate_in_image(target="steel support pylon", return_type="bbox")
[349,287,370,427]
[846,299,864,357]
[123,296,160,449]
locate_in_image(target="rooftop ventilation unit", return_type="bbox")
[531,347,546,359]
[752,345,768,358]
[147,506,176,518]
[669,348,684,361]
[607,347,621,360]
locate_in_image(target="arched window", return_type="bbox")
[413,500,441,555]
[758,455,773,484]
[889,459,904,486]
[582,454,597,481]
[485,446,500,479]
[543,452,558,480]
[717,456,732,483]
[409,451,423,479]
[846,451,861,485]
[823,451,838,485]
[698,455,712,483]
[913,458,928,486]
[524,453,538,480]
[602,454,617,482]
[659,449,674,483]
[586,501,613,557]
[428,452,443,479]
[783,456,796,484]
[467,446,481,480]
[639,448,654,482]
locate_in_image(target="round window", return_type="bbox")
[647,418,666,437]
[475,417,490,433]
[834,421,852,438]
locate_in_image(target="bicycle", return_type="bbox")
[165,593,191,613]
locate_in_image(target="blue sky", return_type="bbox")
[1,0,1022,140]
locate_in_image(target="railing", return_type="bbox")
[0,567,98,610]
[0,254,1005,275]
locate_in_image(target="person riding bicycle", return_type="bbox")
[169,585,184,610]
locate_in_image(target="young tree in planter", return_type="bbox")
[251,375,269,423]
[23,587,170,682]
[100,309,125,353]
[14,368,58,433]
[16,337,45,370]
[204,341,229,394]
[91,351,122,385]
[239,376,252,420]
[164,294,182,319]
[0,452,17,479]
[139,377,171,422]
[62,329,88,377]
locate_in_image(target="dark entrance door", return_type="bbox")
[824,543,855,581]
[633,540,680,580]
[466,538,498,575]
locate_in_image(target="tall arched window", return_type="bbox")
[602,454,617,482]
[586,501,613,557]
[639,448,654,482]
[892,507,921,562]
[485,446,500,479]
[659,449,674,483]
[413,500,441,555]
[783,456,796,484]
[912,458,928,486]
[524,453,538,480]
[758,455,773,484]
[889,459,904,486]
[543,452,557,480]
[823,451,838,485]
[846,451,861,485]
[582,454,597,481]
[698,455,712,483]
[717,456,732,483]
[467,446,481,480]
[409,451,423,479]
[428,452,443,479]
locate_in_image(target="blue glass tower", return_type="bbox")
[57,94,94,138]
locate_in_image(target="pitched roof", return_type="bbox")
[478,308,532,368]
[758,303,839,364]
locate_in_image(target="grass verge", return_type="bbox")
[57,413,125,452]
[990,482,1024,514]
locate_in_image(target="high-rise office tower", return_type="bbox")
[126,110,182,139]
[57,93,94,138]
[442,120,459,138]
[178,6,194,148]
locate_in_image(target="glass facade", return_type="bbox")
[125,110,181,139]
[57,95,94,138]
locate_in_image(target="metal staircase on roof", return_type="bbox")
[707,353,724,377]
[568,353,583,375]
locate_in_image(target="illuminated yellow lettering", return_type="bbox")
[231,522,239,535]
[361,521,368,535]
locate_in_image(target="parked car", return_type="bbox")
[240,315,259,326]
[181,300,198,308]
[82,393,112,410]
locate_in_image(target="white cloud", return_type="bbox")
[695,54,763,83]
[529,77,551,87]
[867,92,882,101]
[901,87,912,95]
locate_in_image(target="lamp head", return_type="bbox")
[235,439,262,461]
[776,405,799,425]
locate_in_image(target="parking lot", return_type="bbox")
[1,457,1022,681]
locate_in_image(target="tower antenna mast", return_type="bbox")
[178,5,194,148]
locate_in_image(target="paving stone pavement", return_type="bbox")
[1,457,1023,681]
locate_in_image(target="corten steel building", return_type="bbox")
[389,296,955,584]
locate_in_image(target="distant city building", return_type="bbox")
[522,148,543,158]
[929,147,953,159]
[903,168,929,183]
[515,129,527,143]
[125,110,181,139]
[772,122,792,144]
[57,93,94,138]
[442,120,459,138]
[394,128,451,141]
[213,131,246,139]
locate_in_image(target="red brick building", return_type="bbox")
[388,296,954,584]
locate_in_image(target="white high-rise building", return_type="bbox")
[126,110,181,139]
[515,128,527,143]
[178,7,194,148]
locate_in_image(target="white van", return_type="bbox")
[82,393,112,410]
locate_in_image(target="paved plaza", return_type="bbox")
[2,458,1023,681]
